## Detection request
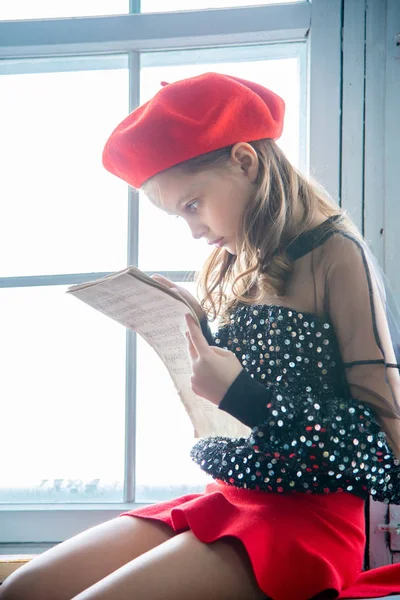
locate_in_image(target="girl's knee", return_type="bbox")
[0,565,43,600]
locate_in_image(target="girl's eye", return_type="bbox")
[186,199,199,213]
[173,199,199,220]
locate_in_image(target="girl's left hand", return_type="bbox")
[185,314,243,406]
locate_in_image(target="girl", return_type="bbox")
[2,72,400,600]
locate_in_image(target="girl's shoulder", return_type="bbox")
[320,228,364,254]
[309,227,367,276]
[285,215,364,267]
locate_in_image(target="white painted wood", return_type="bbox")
[369,500,392,569]
[388,505,400,551]
[341,0,366,232]
[364,0,387,266]
[308,0,342,202]
[365,0,395,571]
[0,3,311,58]
[0,544,54,554]
[0,505,149,543]
[383,0,400,305]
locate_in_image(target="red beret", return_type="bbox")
[102,72,285,189]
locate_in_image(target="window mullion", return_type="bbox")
[124,51,141,503]
[130,0,141,13]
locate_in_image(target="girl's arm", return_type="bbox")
[323,234,400,457]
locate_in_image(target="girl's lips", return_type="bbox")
[214,237,224,247]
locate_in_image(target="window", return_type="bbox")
[0,56,129,278]
[0,56,129,503]
[0,0,347,546]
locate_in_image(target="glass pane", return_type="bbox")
[141,0,301,11]
[135,282,212,502]
[0,1,129,20]
[139,49,301,272]
[0,285,126,502]
[0,56,129,277]
[138,194,212,273]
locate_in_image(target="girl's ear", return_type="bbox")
[230,142,259,183]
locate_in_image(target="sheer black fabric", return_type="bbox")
[323,232,400,456]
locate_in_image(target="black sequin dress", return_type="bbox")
[192,302,399,503]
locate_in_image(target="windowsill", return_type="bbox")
[0,555,36,583]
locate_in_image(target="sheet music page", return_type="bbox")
[67,272,250,439]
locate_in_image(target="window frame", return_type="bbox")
[0,0,349,548]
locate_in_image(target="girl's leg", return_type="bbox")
[0,516,175,600]
[72,530,266,600]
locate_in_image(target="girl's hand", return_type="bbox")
[151,274,205,321]
[185,314,243,406]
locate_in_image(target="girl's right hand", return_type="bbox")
[151,274,205,321]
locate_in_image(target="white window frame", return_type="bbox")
[0,0,350,550]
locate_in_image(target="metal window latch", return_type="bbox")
[377,523,400,534]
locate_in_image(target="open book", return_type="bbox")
[66,267,251,439]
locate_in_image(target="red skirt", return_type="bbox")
[122,480,400,600]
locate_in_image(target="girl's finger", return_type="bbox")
[211,346,231,357]
[186,331,198,360]
[185,314,209,355]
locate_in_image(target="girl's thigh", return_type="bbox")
[71,530,267,600]
[0,516,175,600]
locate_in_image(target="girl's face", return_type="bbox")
[144,143,259,255]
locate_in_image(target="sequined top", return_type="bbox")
[191,220,400,504]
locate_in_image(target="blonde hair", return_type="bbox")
[176,139,361,325]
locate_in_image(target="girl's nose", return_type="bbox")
[190,224,208,240]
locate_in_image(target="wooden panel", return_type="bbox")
[309,0,342,202]
[341,0,366,231]
[364,0,387,266]
[383,0,400,304]
[369,500,392,569]
[389,506,400,551]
